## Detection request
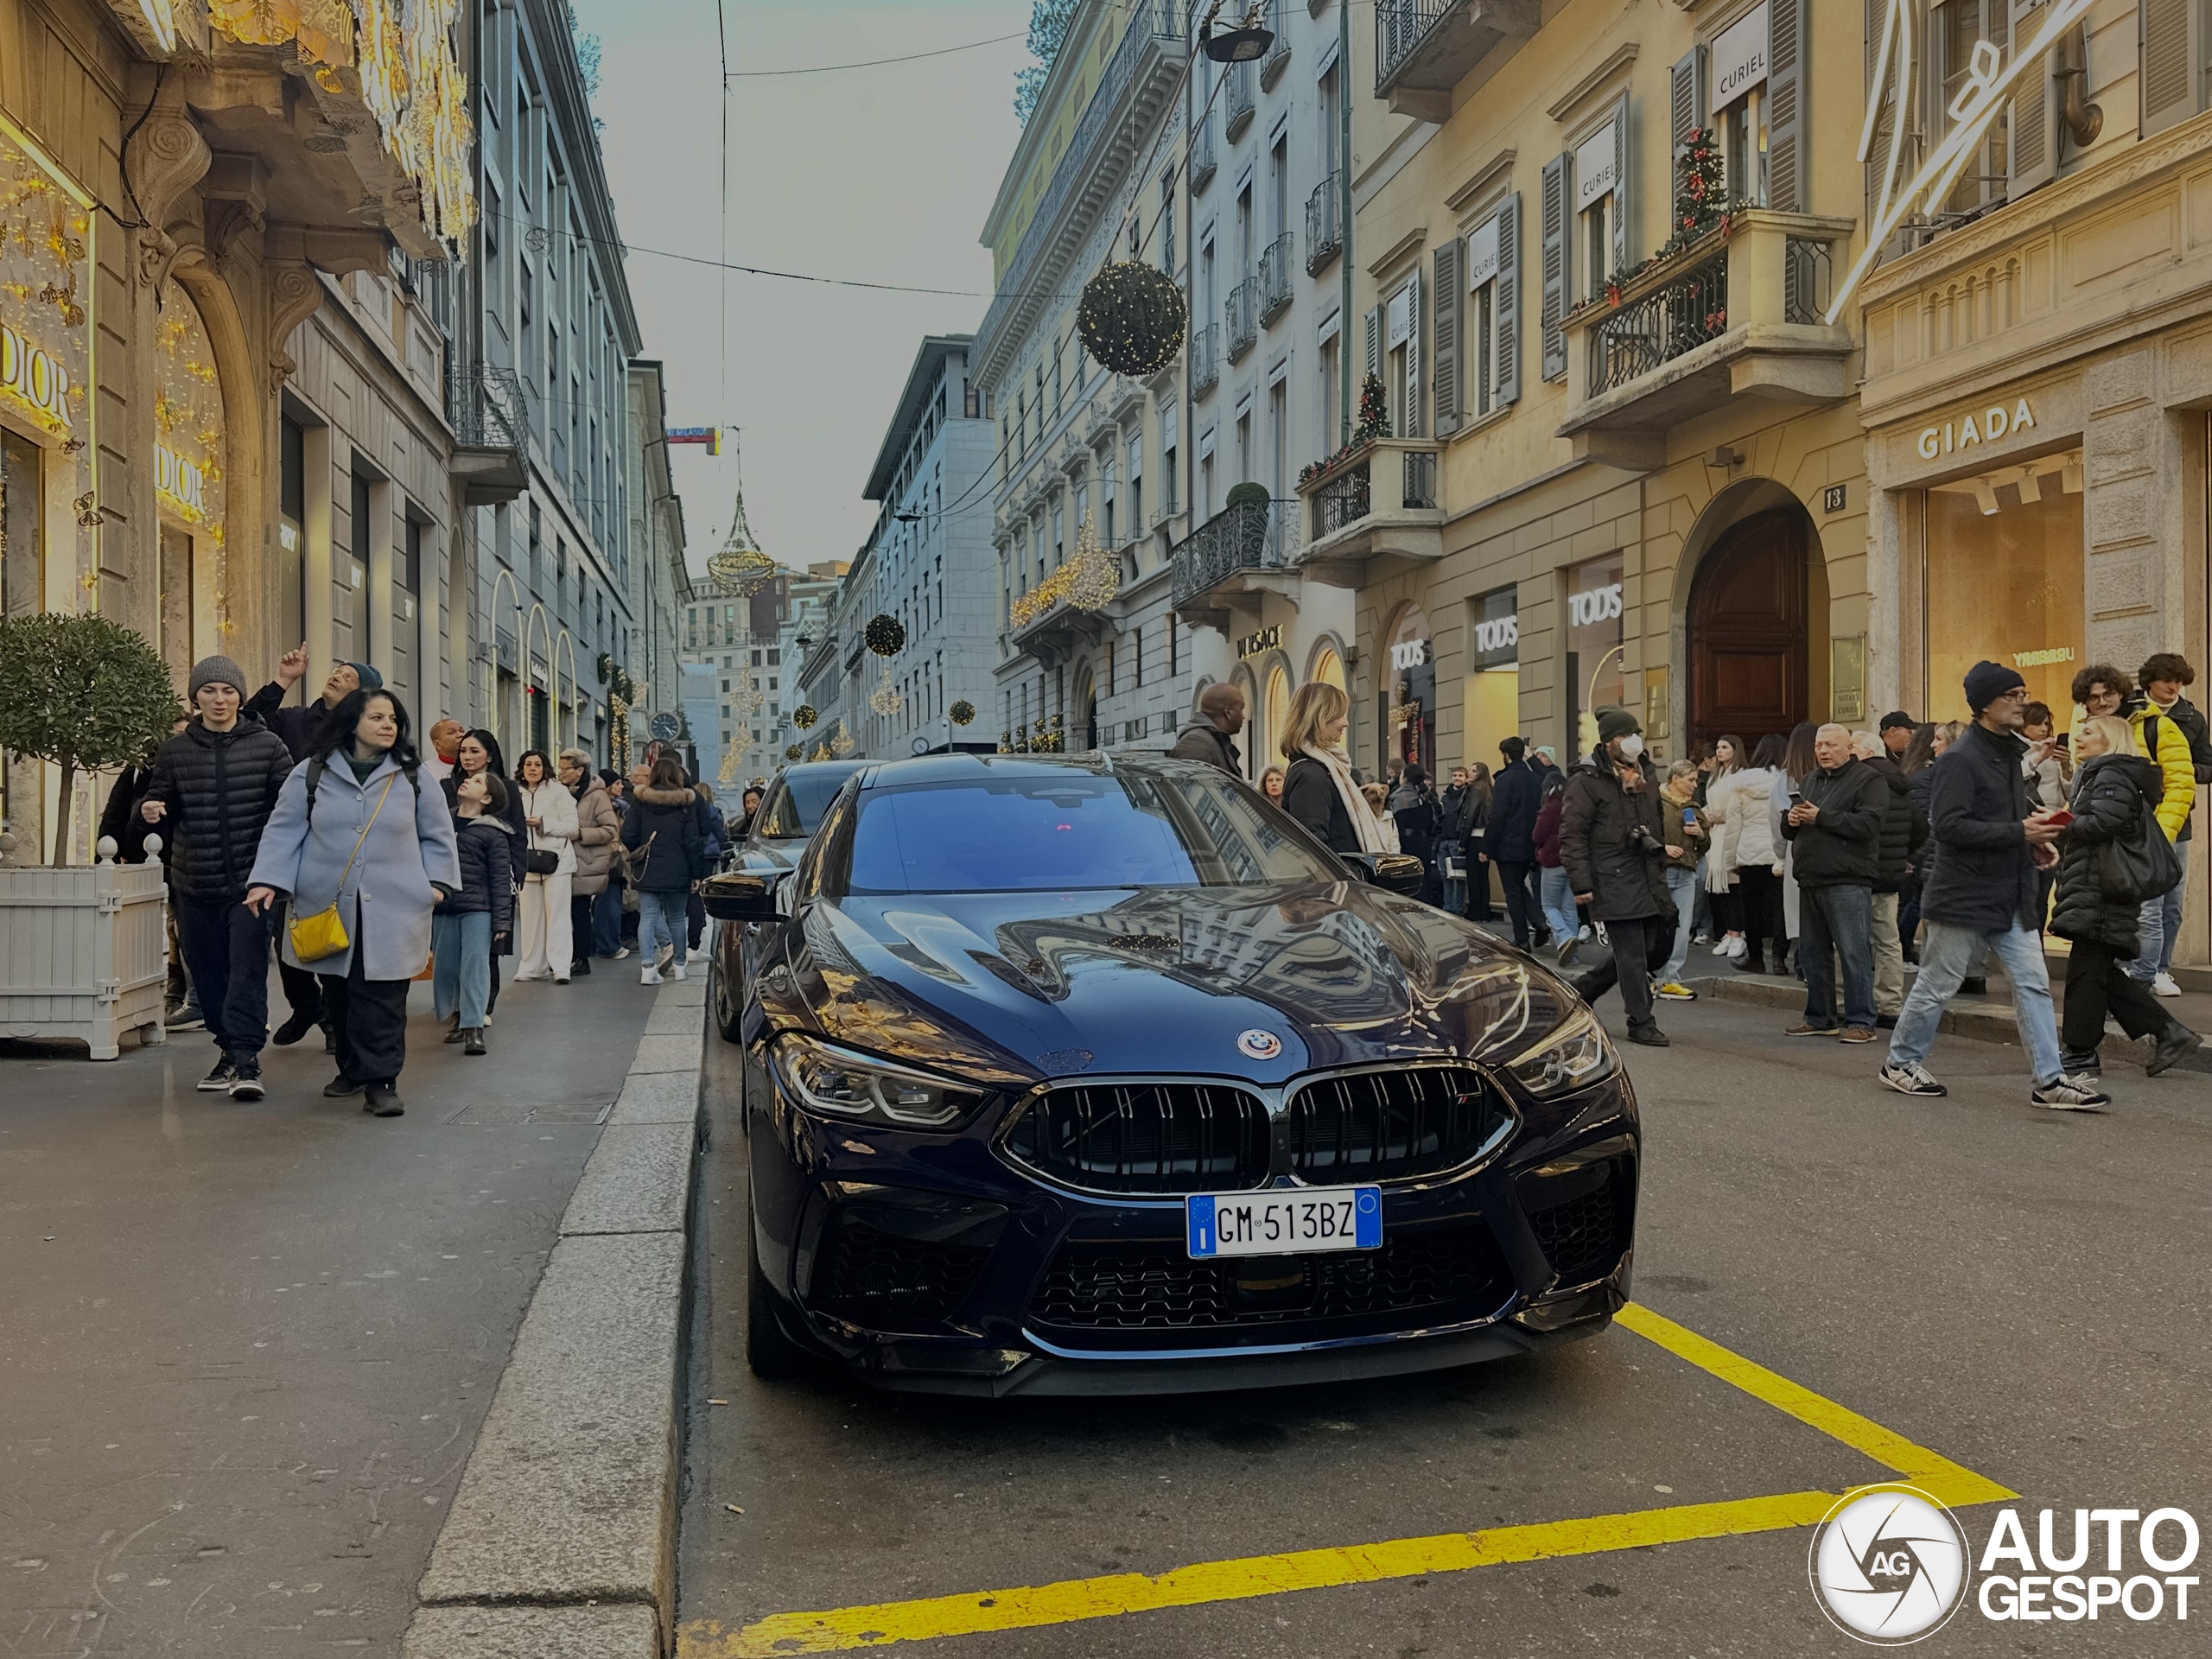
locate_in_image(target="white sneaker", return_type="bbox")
[2153,972,2183,998]
[1725,935,1749,961]
[640,966,662,986]
[613,946,632,960]
[1577,924,1593,942]
[1711,938,1733,956]
[670,963,688,981]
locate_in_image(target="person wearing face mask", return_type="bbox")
[1559,708,1680,1047]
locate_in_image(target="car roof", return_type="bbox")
[770,760,868,788]
[852,752,1216,788]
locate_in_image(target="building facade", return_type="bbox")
[1301,0,1866,785]
[978,0,1195,758]
[1166,0,1362,779]
[0,0,479,862]
[444,0,655,766]
[849,335,999,758]
[1853,0,2208,967]
[677,563,794,785]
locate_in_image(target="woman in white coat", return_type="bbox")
[1701,735,1747,958]
[1725,734,1792,975]
[512,748,580,983]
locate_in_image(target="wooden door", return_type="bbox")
[1688,507,1808,753]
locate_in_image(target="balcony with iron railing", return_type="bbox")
[1260,0,1292,87]
[1375,0,1539,122]
[1306,174,1342,276]
[1558,210,1856,473]
[1224,58,1255,140]
[1170,498,1302,629]
[1191,109,1217,194]
[1225,279,1259,361]
[1258,233,1294,326]
[447,363,528,505]
[1189,322,1219,397]
[1292,439,1446,586]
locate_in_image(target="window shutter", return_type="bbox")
[1363,305,1382,383]
[1541,153,1569,382]
[1404,266,1423,438]
[2009,0,2056,194]
[1432,241,1460,435]
[1670,46,1708,167]
[1865,0,1896,240]
[2142,0,2200,137]
[1767,0,1809,212]
[1495,193,1521,406]
[1610,92,1633,275]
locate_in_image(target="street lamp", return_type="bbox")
[1199,2,1273,63]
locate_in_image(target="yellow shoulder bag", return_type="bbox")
[289,770,399,963]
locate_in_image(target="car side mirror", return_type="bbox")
[701,870,779,921]
[1344,853,1427,896]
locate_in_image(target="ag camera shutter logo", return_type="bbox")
[1808,1485,1971,1645]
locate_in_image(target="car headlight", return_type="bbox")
[772,1033,993,1129]
[1501,1008,1619,1098]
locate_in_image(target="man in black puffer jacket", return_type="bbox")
[1560,709,1678,1047]
[1852,731,1925,1022]
[140,657,298,1098]
[1488,737,1548,949]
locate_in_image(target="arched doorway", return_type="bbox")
[1688,506,1809,753]
[1262,659,1292,779]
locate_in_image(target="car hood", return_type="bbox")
[767,881,1577,1086]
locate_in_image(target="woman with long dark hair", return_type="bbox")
[448,729,521,1016]
[247,688,460,1116]
[1727,734,1791,974]
[1779,721,1821,963]
[1700,734,1749,958]
[620,753,707,983]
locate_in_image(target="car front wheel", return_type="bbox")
[747,1203,809,1381]
[711,951,743,1042]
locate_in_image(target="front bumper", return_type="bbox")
[746,1066,1638,1397]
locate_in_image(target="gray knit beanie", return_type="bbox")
[188,655,247,700]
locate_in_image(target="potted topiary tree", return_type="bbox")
[0,613,181,1058]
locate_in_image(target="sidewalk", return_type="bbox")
[0,959,661,1657]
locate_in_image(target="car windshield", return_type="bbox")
[842,768,1345,894]
[758,770,854,839]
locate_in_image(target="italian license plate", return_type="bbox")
[1185,1186,1382,1259]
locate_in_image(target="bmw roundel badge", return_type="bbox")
[1236,1029,1282,1061]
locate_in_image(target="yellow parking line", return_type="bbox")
[677,1303,2017,1656]
[1611,1302,2016,1505]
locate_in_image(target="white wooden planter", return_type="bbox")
[0,841,168,1059]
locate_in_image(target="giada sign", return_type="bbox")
[1917,397,2037,461]
[0,321,72,432]
[156,443,207,522]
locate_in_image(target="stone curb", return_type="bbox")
[1688,974,2212,1074]
[403,984,706,1659]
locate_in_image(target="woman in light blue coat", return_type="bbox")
[248,688,461,1117]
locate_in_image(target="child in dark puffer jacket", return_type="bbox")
[433,772,515,1055]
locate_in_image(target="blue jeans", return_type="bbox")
[594,877,626,956]
[1799,883,1877,1031]
[432,910,493,1027]
[2126,855,2187,981]
[1888,921,2063,1084]
[1539,866,1580,946]
[1661,867,1697,981]
[638,888,690,967]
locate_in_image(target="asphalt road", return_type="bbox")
[0,960,655,1658]
[676,993,2212,1656]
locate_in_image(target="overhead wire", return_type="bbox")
[724,31,1027,77]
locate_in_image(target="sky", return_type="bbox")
[569,0,1037,579]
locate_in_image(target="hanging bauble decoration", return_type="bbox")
[864,613,906,658]
[870,683,904,717]
[791,705,817,730]
[830,723,856,757]
[784,744,803,762]
[1077,260,1188,377]
[950,700,976,727]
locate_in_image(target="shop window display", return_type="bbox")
[1566,553,1626,760]
[1924,452,2083,721]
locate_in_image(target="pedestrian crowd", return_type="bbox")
[115,644,741,1118]
[1168,652,2208,1109]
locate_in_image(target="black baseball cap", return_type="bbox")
[1878,710,1916,733]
